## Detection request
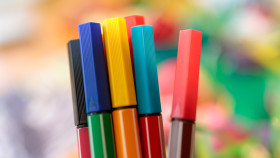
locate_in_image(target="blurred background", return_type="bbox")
[0,0,280,157]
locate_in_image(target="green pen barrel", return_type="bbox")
[87,113,116,158]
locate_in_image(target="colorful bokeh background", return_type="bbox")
[1,0,280,157]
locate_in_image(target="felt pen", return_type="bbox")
[168,29,202,158]
[68,39,91,158]
[102,17,142,158]
[124,15,145,72]
[131,25,166,158]
[78,22,116,158]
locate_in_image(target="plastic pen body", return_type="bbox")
[68,39,91,158]
[77,126,91,158]
[102,17,142,158]
[138,115,165,158]
[168,29,202,158]
[79,23,116,158]
[168,120,195,158]
[87,113,115,158]
[112,108,142,157]
[132,25,166,158]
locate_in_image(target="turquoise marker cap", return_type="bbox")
[131,25,161,115]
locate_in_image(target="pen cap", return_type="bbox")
[78,22,112,114]
[102,17,137,108]
[171,29,202,121]
[68,39,87,126]
[131,25,161,115]
[124,15,145,69]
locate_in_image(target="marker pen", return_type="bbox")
[78,22,116,158]
[131,25,166,158]
[168,29,202,158]
[124,15,145,72]
[68,39,91,158]
[102,17,142,158]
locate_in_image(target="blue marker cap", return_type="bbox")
[131,25,161,115]
[78,22,111,114]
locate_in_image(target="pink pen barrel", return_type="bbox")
[77,127,91,158]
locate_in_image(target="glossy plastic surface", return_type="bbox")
[112,108,142,158]
[124,15,145,71]
[78,22,112,114]
[68,39,87,126]
[87,113,116,158]
[77,127,91,158]
[102,17,137,108]
[171,29,202,121]
[168,120,195,158]
[139,115,166,158]
[132,25,161,115]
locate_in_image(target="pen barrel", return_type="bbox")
[139,114,166,158]
[168,119,195,158]
[112,108,142,158]
[77,127,91,158]
[87,113,116,158]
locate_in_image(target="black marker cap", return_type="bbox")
[68,39,87,127]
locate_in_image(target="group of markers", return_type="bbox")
[68,15,202,158]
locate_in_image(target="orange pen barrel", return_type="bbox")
[112,108,142,158]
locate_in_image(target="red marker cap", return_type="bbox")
[124,15,145,70]
[171,29,202,121]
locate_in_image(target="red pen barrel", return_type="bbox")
[77,127,91,158]
[139,114,166,158]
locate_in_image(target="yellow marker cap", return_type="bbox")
[102,17,137,108]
